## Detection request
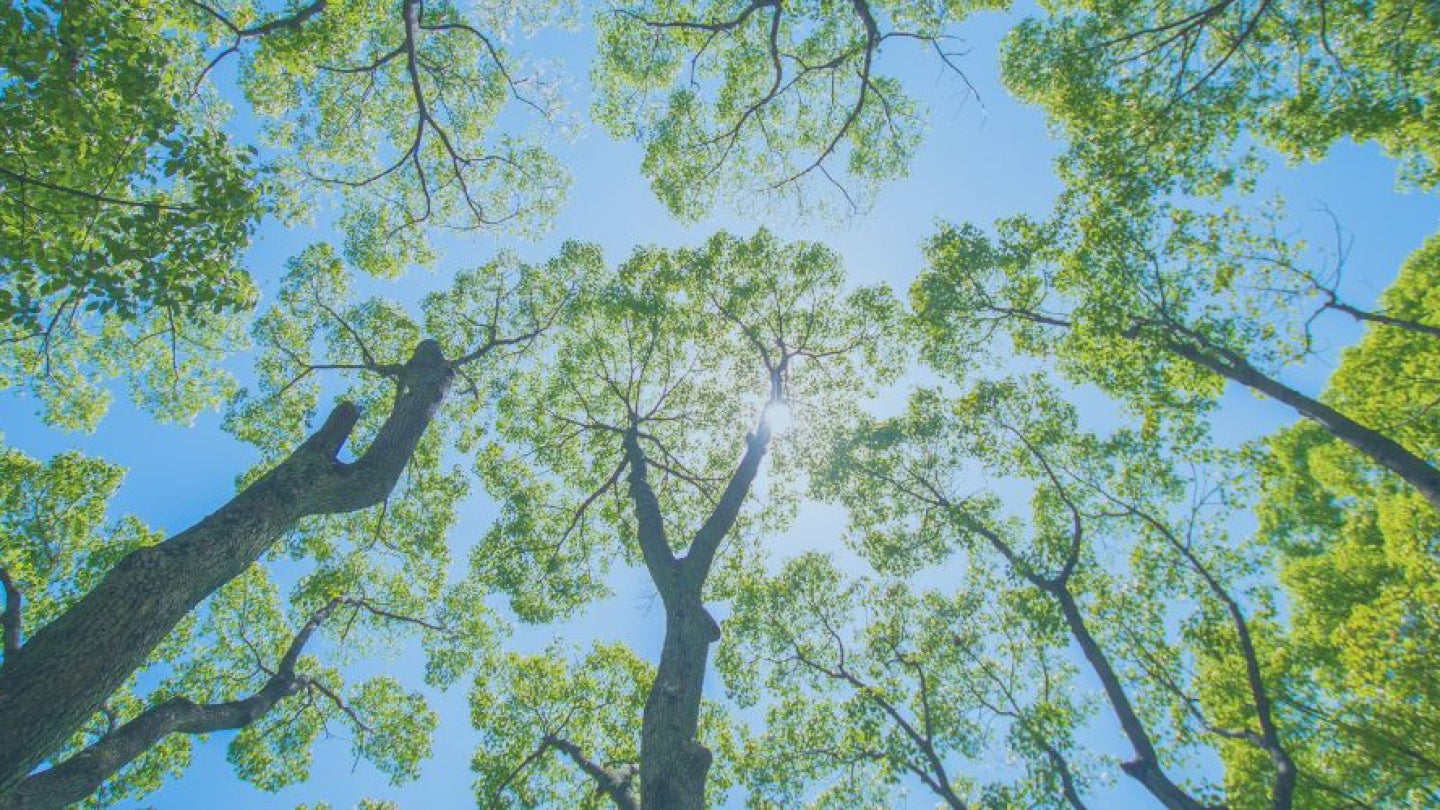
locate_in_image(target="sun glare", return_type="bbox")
[763,400,794,434]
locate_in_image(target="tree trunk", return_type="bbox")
[623,417,771,810]
[1164,338,1440,513]
[639,596,721,810]
[0,340,453,795]
[1051,588,1207,810]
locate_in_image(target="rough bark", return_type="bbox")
[0,570,19,656]
[0,340,453,795]
[640,598,721,810]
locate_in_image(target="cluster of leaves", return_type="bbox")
[225,0,574,275]
[2,0,579,433]
[594,0,1007,218]
[0,0,262,331]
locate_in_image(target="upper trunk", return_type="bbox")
[0,340,453,795]
[1163,337,1440,513]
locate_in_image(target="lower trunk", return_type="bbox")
[639,597,721,810]
[0,340,452,795]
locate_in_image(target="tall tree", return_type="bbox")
[0,242,592,797]
[0,564,449,810]
[470,229,898,807]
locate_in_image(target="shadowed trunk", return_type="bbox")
[0,340,453,796]
[640,599,721,810]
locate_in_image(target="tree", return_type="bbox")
[593,0,1005,218]
[469,229,898,808]
[719,552,1095,808]
[0,242,592,797]
[816,378,1301,809]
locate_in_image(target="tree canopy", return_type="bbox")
[1,1,1437,808]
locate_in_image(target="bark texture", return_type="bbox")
[0,340,453,796]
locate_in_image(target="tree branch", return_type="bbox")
[545,735,640,810]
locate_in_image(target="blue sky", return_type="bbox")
[3,4,1439,809]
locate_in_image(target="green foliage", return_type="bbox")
[594,0,1008,219]
[0,0,263,331]
[1245,238,1440,806]
[720,552,1095,808]
[814,374,1304,806]
[227,0,574,275]
[914,192,1357,445]
[0,1,263,429]
[1005,0,1440,198]
[0,440,158,642]
[470,642,649,808]
[476,229,899,620]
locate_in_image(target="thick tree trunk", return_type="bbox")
[639,598,721,810]
[0,340,453,795]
